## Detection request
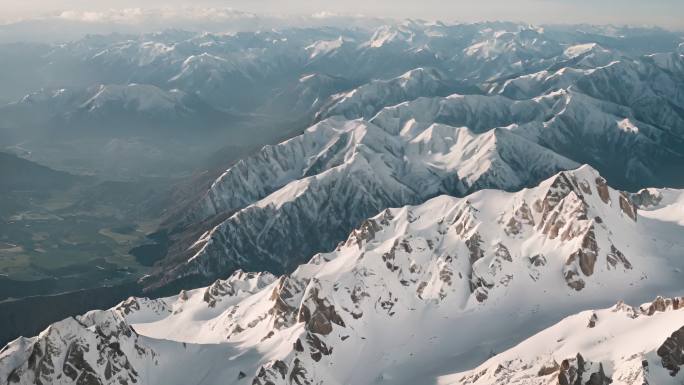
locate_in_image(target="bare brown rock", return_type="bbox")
[539,173,578,226]
[346,219,382,249]
[466,233,484,264]
[565,226,599,282]
[451,202,478,236]
[619,192,638,222]
[595,177,610,204]
[505,201,535,235]
[297,286,345,335]
[558,354,582,385]
[557,353,610,385]
[587,312,598,328]
[641,296,684,315]
[268,276,304,330]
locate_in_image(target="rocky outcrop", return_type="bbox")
[606,245,632,270]
[557,354,611,385]
[619,192,638,222]
[596,177,611,204]
[2,313,152,385]
[587,312,598,328]
[202,270,274,307]
[505,201,535,235]
[657,326,684,376]
[564,226,599,290]
[630,189,663,208]
[297,286,345,336]
[641,296,683,316]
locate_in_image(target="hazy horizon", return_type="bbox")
[3,0,684,31]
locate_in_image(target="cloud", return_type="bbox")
[56,7,257,24]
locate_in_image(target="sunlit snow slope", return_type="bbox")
[2,166,683,385]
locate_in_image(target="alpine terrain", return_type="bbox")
[2,166,684,384]
[0,15,683,385]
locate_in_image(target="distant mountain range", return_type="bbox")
[0,22,682,178]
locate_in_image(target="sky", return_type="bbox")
[2,0,684,30]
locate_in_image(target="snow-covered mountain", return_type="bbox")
[2,166,683,385]
[145,66,684,291]
[315,67,461,121]
[1,21,682,179]
[5,83,230,126]
[2,21,684,384]
[442,297,684,385]
[144,113,578,292]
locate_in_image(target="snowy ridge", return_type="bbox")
[153,68,684,290]
[157,113,576,289]
[441,297,684,385]
[3,166,684,385]
[80,84,187,113]
[316,67,455,120]
[371,88,684,188]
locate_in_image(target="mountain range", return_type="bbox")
[2,166,683,384]
[0,19,683,385]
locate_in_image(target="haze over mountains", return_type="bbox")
[0,15,683,385]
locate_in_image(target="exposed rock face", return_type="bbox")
[538,173,579,226]
[147,103,578,292]
[253,360,289,385]
[563,225,599,290]
[606,245,632,270]
[452,296,684,385]
[2,313,151,385]
[596,177,611,204]
[297,286,345,336]
[558,354,583,385]
[557,354,611,385]
[505,202,535,235]
[346,218,383,249]
[619,192,638,222]
[641,296,684,316]
[577,227,599,276]
[630,188,663,208]
[657,326,684,376]
[3,168,684,385]
[587,312,598,328]
[203,270,273,308]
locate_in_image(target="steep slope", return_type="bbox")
[455,27,564,81]
[2,166,683,385]
[441,297,684,385]
[371,89,684,189]
[315,67,461,120]
[146,116,576,291]
[147,71,684,291]
[490,52,684,145]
